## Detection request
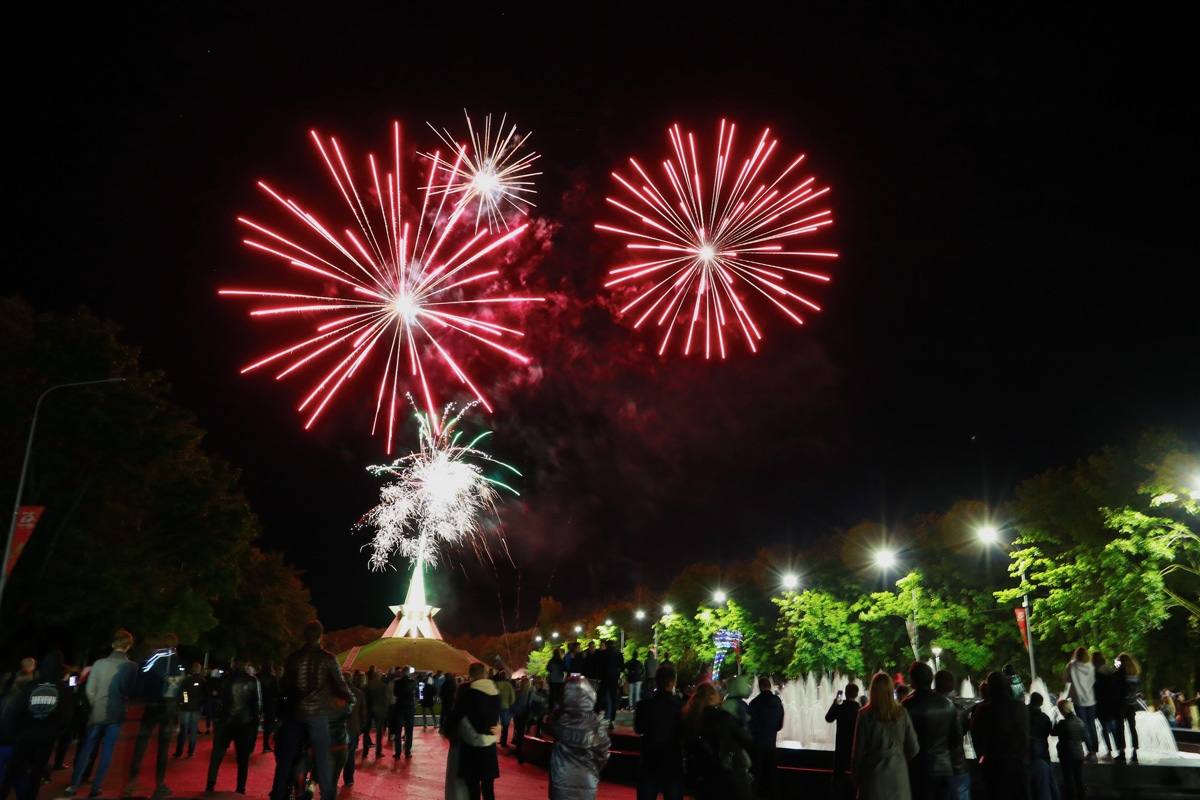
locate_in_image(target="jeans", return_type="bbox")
[1100,717,1126,754]
[127,702,178,789]
[0,732,56,800]
[1075,704,1099,754]
[270,715,333,800]
[1030,756,1061,800]
[392,710,414,756]
[1059,758,1085,800]
[175,710,201,755]
[344,735,358,784]
[365,712,385,757]
[70,723,122,793]
[206,721,256,793]
[629,680,643,708]
[948,772,971,800]
[602,685,617,721]
[1123,707,1139,752]
[637,775,684,800]
[498,709,513,747]
[464,777,495,800]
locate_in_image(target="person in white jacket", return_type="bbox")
[1063,646,1099,760]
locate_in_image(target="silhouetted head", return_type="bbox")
[909,661,934,690]
[303,620,324,645]
[845,683,860,701]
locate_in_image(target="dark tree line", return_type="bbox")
[0,297,314,666]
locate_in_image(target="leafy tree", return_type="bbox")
[997,432,1197,683]
[773,589,864,676]
[0,297,314,661]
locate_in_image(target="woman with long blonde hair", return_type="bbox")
[851,672,919,800]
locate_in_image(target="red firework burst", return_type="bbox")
[221,122,542,453]
[596,120,837,358]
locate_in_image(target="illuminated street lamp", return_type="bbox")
[712,590,727,604]
[873,548,897,571]
[978,524,1037,681]
[535,635,544,644]
[662,603,674,615]
[573,625,583,635]
[551,631,559,640]
[604,618,613,626]
[977,525,1001,545]
[635,609,646,620]
[782,573,799,591]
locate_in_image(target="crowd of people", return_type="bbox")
[0,624,549,800]
[0,627,1190,800]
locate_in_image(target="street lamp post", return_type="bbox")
[1,378,126,609]
[979,524,1037,682]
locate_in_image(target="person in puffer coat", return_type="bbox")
[548,678,611,800]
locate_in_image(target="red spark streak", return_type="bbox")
[221,122,543,452]
[596,120,838,358]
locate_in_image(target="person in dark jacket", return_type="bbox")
[902,661,961,800]
[269,620,353,800]
[342,672,367,787]
[205,661,260,794]
[971,670,1030,800]
[258,661,279,753]
[1053,699,1087,800]
[634,665,685,800]
[363,667,389,758]
[934,670,970,800]
[548,649,568,710]
[1028,692,1059,800]
[438,672,458,737]
[392,666,417,759]
[747,676,784,800]
[626,654,645,709]
[452,663,501,800]
[683,682,754,800]
[173,663,205,759]
[124,635,183,799]
[1092,650,1124,759]
[1116,652,1142,763]
[599,641,623,723]
[0,651,69,800]
[824,682,860,800]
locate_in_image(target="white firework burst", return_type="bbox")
[358,402,519,570]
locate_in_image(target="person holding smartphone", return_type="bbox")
[825,683,860,800]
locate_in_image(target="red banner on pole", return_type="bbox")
[1014,607,1029,651]
[6,506,44,577]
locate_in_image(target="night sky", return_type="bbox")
[13,9,1197,636]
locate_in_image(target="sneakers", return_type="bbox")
[64,787,77,797]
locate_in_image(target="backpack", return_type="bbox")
[28,682,60,721]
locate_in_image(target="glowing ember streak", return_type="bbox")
[357,402,520,571]
[596,119,838,358]
[221,121,543,451]
[422,111,541,233]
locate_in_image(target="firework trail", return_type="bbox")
[597,119,837,358]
